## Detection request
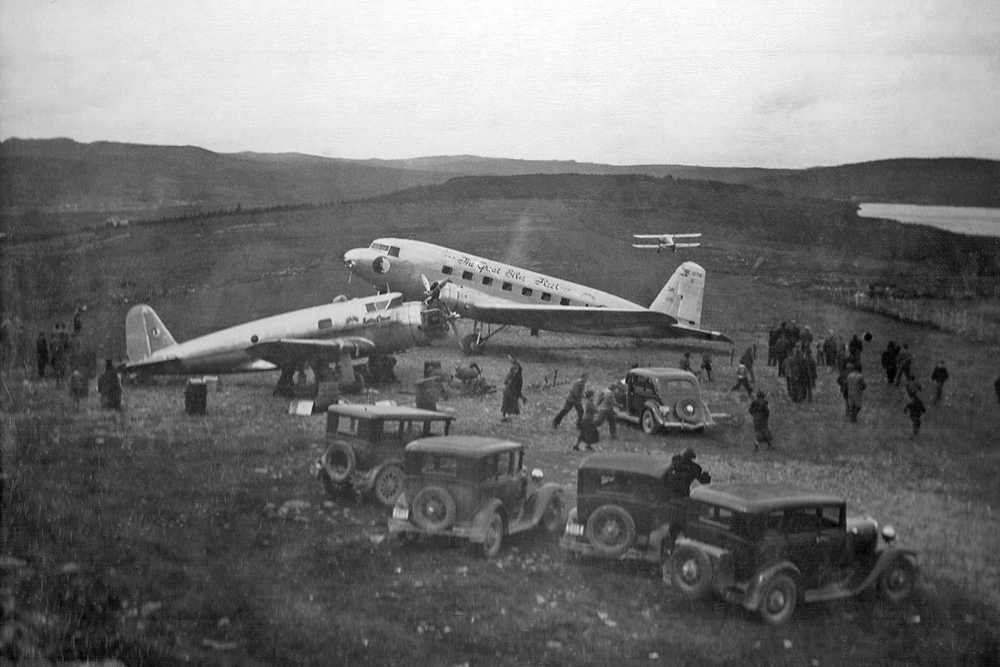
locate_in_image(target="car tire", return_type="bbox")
[542,496,565,534]
[372,464,405,507]
[758,573,798,625]
[674,398,700,424]
[322,442,357,485]
[411,485,457,532]
[671,545,713,599]
[641,408,658,435]
[481,511,504,558]
[585,504,637,557]
[879,556,916,602]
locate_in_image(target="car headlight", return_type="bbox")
[881,525,896,544]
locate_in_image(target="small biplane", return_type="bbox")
[632,233,702,253]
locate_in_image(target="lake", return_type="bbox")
[857,203,1000,238]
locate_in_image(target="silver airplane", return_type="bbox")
[343,238,729,355]
[632,233,702,253]
[124,292,451,376]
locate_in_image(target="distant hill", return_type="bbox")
[366,156,1000,207]
[0,138,454,213]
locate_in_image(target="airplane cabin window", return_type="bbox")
[482,277,493,286]
[502,282,513,291]
[560,297,571,306]
[462,271,473,280]
[389,246,400,257]
[388,295,403,308]
[319,318,333,329]
[541,293,551,302]
[521,287,533,297]
[442,266,453,275]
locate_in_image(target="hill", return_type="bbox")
[0,138,454,213]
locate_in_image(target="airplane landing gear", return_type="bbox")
[461,333,486,356]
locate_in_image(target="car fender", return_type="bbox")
[853,548,919,593]
[362,458,402,492]
[525,484,565,527]
[643,399,668,425]
[469,498,507,542]
[744,561,802,611]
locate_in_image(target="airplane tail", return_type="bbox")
[649,262,706,329]
[125,304,178,362]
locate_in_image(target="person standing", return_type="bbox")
[678,352,693,373]
[98,359,123,410]
[730,363,753,397]
[740,346,757,384]
[553,373,587,428]
[881,342,899,385]
[848,334,864,367]
[846,364,867,423]
[572,390,600,451]
[895,344,914,386]
[904,392,927,438]
[930,360,950,405]
[593,385,617,440]
[35,331,49,378]
[500,357,524,421]
[699,353,713,382]
[668,448,712,495]
[69,369,88,410]
[905,375,923,401]
[748,389,774,451]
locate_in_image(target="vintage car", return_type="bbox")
[388,436,565,557]
[560,452,708,562]
[611,367,714,434]
[668,483,918,625]
[314,404,455,506]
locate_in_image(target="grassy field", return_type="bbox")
[3,198,1000,665]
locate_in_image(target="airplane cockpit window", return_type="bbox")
[370,298,392,311]
[318,318,333,330]
[369,242,391,252]
[388,246,400,257]
[388,295,403,308]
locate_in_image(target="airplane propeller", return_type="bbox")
[421,274,460,338]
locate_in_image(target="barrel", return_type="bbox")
[184,379,208,415]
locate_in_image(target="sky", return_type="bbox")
[1,0,998,167]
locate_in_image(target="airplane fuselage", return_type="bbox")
[130,294,433,375]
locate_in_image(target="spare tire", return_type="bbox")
[584,504,636,557]
[675,398,700,424]
[671,544,713,599]
[411,485,457,532]
[322,442,357,485]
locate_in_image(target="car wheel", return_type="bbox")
[674,398,700,424]
[481,511,504,558]
[411,485,457,532]
[641,408,658,435]
[879,556,916,602]
[372,464,405,507]
[542,496,565,534]
[584,504,637,557]
[671,545,712,599]
[758,573,798,625]
[322,442,356,484]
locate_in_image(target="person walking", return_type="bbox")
[740,346,757,384]
[69,369,88,410]
[35,331,49,378]
[881,342,899,385]
[700,353,713,382]
[905,375,923,401]
[895,344,914,386]
[593,385,617,440]
[848,334,864,367]
[553,372,587,428]
[500,357,525,421]
[904,392,927,438]
[730,363,753,397]
[572,390,600,451]
[930,360,950,405]
[98,359,123,410]
[846,364,866,423]
[748,389,774,451]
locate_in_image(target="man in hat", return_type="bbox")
[553,372,588,428]
[668,448,711,496]
[748,389,774,451]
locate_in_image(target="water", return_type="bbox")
[857,203,1000,238]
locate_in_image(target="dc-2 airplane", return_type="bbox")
[124,292,452,378]
[632,233,702,253]
[343,238,730,355]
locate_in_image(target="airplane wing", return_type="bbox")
[633,234,667,239]
[465,303,678,335]
[671,233,702,239]
[246,336,377,367]
[632,244,664,249]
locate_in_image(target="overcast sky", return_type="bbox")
[2,0,998,167]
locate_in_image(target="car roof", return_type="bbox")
[327,403,454,420]
[629,367,699,382]
[406,435,522,457]
[691,483,844,513]
[579,452,674,478]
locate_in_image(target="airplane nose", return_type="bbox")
[343,248,367,269]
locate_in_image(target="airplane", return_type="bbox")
[343,238,730,355]
[632,233,702,253]
[124,292,453,379]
